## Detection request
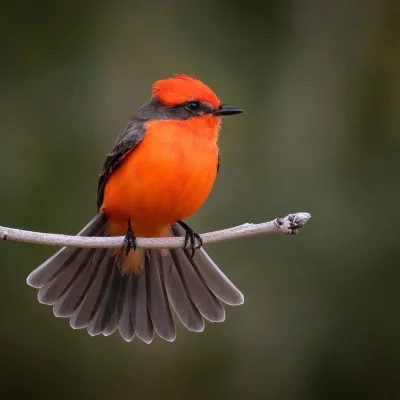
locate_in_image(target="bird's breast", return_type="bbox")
[102,119,219,237]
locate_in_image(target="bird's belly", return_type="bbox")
[102,130,218,237]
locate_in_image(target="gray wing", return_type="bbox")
[96,117,146,209]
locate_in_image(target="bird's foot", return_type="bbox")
[178,220,203,258]
[124,219,137,255]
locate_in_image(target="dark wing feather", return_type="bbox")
[96,118,146,209]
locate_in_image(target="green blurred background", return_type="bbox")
[1,0,399,398]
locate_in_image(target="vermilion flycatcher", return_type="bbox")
[27,74,244,343]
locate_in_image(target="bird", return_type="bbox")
[27,74,244,343]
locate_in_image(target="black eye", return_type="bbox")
[185,101,200,112]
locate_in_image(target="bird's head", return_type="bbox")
[135,74,244,125]
[152,74,243,118]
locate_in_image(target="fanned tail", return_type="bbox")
[27,216,244,343]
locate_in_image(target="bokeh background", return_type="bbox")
[1,0,399,398]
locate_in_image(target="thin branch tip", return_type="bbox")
[0,212,311,250]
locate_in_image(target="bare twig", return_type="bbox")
[0,212,311,250]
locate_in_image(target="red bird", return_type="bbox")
[27,74,244,343]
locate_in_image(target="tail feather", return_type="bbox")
[27,214,244,343]
[54,248,108,318]
[190,249,244,305]
[70,252,114,329]
[27,214,106,289]
[162,252,205,332]
[145,250,175,341]
[102,309,119,336]
[131,260,154,344]
[102,277,128,337]
[116,274,135,341]
[170,249,225,322]
[37,249,96,306]
[171,223,244,306]
[87,263,123,336]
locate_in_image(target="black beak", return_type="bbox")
[212,105,244,116]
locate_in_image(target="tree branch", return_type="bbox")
[0,212,311,250]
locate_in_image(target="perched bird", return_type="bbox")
[27,74,244,343]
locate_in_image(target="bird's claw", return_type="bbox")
[124,220,137,256]
[178,220,203,257]
[184,230,203,258]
